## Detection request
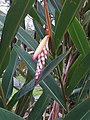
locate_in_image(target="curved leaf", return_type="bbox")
[68,18,90,55]
[78,75,90,102]
[81,110,90,120]
[66,54,83,87]
[18,27,38,51]
[2,49,18,100]
[0,48,10,77]
[40,75,65,109]
[63,98,90,120]
[8,74,65,110]
[29,7,41,25]
[14,44,36,76]
[34,20,45,38]
[0,108,23,120]
[0,0,34,70]
[54,0,83,52]
[28,92,49,120]
[50,0,62,12]
[11,45,67,109]
[39,50,70,81]
[67,52,90,96]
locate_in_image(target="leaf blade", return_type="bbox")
[68,18,90,55]
[28,92,49,120]
[54,0,83,52]
[63,98,90,120]
[0,0,34,70]
[67,52,90,96]
[0,108,23,120]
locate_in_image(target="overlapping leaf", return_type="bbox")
[28,92,49,120]
[0,0,34,71]
[54,0,83,52]
[66,52,90,96]
[2,49,18,101]
[63,98,90,120]
[68,18,90,55]
[8,45,68,109]
[0,108,23,120]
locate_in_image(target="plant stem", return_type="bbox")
[57,65,69,112]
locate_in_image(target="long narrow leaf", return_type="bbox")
[66,55,83,87]
[68,18,90,55]
[54,0,83,52]
[40,75,65,109]
[0,108,23,120]
[29,7,41,25]
[0,0,34,70]
[8,45,66,109]
[28,92,49,120]
[14,44,36,76]
[0,48,10,77]
[39,50,70,81]
[67,52,90,96]
[50,0,61,12]
[63,98,90,120]
[8,75,65,110]
[2,49,18,100]
[18,27,38,51]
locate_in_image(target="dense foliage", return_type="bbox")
[0,0,90,120]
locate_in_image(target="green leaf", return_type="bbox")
[66,52,90,96]
[0,14,38,52]
[9,45,66,109]
[0,108,23,120]
[34,20,45,38]
[28,92,49,120]
[54,0,83,52]
[37,2,46,24]
[47,0,55,16]
[7,80,35,110]
[81,110,90,120]
[39,50,70,81]
[37,1,45,17]
[63,98,90,120]
[50,0,61,12]
[14,44,36,76]
[2,49,18,100]
[29,7,41,25]
[8,72,65,110]
[78,75,90,102]
[8,74,65,110]
[17,27,38,51]
[15,70,33,117]
[0,48,10,77]
[82,10,90,25]
[0,0,34,70]
[68,18,90,55]
[40,75,65,109]
[66,55,83,88]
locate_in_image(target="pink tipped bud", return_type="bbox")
[32,35,49,60]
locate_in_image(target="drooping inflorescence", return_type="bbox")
[32,35,49,81]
